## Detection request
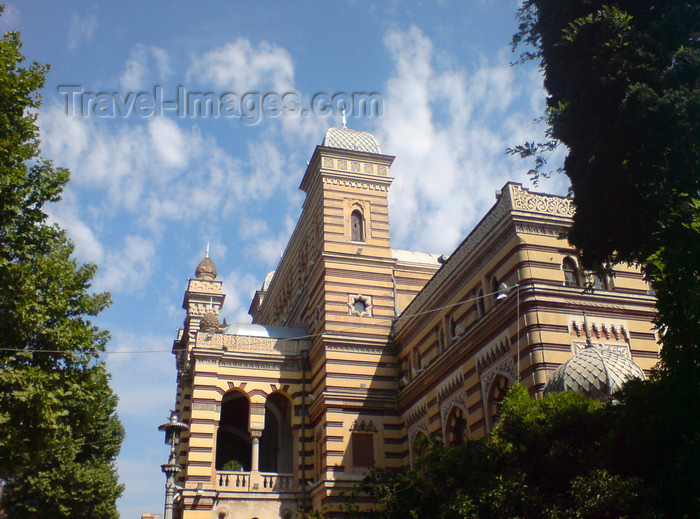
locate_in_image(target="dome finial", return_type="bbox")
[195,250,217,281]
[341,107,347,128]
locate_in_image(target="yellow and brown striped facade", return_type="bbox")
[166,129,658,519]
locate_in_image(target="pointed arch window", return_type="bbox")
[351,210,364,242]
[445,406,468,447]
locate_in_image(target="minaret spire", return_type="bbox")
[205,242,210,258]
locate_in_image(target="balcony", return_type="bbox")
[216,470,295,493]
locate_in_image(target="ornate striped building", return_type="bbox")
[162,126,658,519]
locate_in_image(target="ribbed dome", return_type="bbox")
[195,256,217,281]
[199,312,220,331]
[262,271,275,291]
[322,126,381,154]
[544,346,646,400]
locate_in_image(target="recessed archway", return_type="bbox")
[216,390,251,471]
[259,392,293,473]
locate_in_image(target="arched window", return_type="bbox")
[216,391,251,471]
[350,210,364,242]
[259,392,293,473]
[436,326,445,354]
[445,406,468,447]
[486,374,512,432]
[477,289,485,317]
[563,257,579,287]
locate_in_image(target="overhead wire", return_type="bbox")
[0,285,520,355]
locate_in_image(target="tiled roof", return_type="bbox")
[322,126,381,154]
[545,346,646,399]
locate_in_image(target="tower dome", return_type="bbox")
[199,312,220,331]
[544,346,646,400]
[195,256,217,281]
[322,126,381,154]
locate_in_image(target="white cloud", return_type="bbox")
[376,26,552,254]
[188,39,295,93]
[148,117,188,169]
[219,269,261,324]
[48,191,105,265]
[67,10,98,50]
[120,44,171,91]
[97,235,157,294]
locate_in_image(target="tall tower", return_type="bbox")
[250,124,405,511]
[165,126,441,518]
[172,254,226,490]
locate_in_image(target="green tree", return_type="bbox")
[0,6,124,518]
[361,386,649,519]
[510,1,699,372]
[510,4,700,514]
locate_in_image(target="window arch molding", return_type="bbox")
[350,209,365,242]
[343,198,371,243]
[562,256,580,287]
[444,404,469,448]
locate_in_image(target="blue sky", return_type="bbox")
[6,1,568,517]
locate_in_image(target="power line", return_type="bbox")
[0,286,520,355]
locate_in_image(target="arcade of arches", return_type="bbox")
[215,390,293,474]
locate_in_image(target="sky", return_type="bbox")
[5,1,568,517]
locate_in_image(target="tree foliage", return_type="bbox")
[510,0,700,379]
[360,386,664,518]
[0,7,124,518]
[509,3,700,513]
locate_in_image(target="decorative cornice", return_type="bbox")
[322,176,389,191]
[195,333,309,355]
[436,370,465,404]
[325,344,385,355]
[406,403,427,427]
[475,330,511,373]
[511,184,575,216]
[514,222,567,237]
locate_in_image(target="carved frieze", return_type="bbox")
[511,184,575,216]
[322,177,389,191]
[196,333,308,356]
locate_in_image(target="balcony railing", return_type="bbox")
[217,470,294,493]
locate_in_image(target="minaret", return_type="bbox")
[182,250,225,339]
[171,249,226,489]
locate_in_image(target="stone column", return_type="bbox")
[251,430,262,472]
